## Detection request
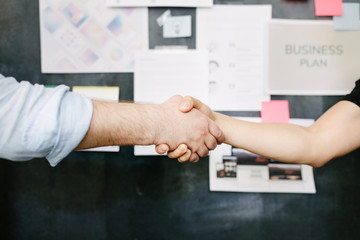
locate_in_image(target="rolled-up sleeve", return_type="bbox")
[342,79,360,107]
[0,74,93,166]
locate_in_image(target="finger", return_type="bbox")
[187,96,212,117]
[208,120,225,144]
[196,145,209,158]
[179,95,207,113]
[178,149,192,163]
[189,153,200,163]
[155,144,169,154]
[179,96,195,113]
[167,144,188,159]
[188,96,205,111]
[205,135,217,151]
[180,96,206,113]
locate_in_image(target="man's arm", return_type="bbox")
[0,75,223,165]
[164,97,360,167]
[76,95,224,162]
[0,76,93,166]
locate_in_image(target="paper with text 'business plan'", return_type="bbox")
[268,19,360,95]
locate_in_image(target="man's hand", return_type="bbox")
[155,96,220,162]
[153,95,223,162]
[178,96,215,120]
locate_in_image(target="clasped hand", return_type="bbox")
[155,95,219,162]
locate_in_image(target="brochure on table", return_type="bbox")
[209,117,316,194]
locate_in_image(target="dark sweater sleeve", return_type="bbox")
[343,80,360,107]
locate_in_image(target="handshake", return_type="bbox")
[83,89,355,168]
[152,95,224,163]
[81,90,345,168]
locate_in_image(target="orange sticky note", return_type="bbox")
[315,0,343,16]
[261,100,290,123]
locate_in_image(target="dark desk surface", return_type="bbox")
[1,0,360,239]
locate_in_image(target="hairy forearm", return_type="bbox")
[213,112,322,166]
[76,100,159,150]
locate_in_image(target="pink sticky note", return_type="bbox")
[315,0,343,16]
[261,100,290,123]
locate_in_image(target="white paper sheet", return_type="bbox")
[134,50,209,104]
[39,0,148,73]
[134,145,163,156]
[163,15,192,38]
[72,86,120,152]
[134,49,209,156]
[197,5,272,111]
[209,117,316,194]
[268,19,360,95]
[107,0,213,7]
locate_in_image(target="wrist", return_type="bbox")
[213,112,222,126]
[213,112,230,144]
[139,103,163,146]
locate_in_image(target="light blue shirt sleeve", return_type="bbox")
[0,74,93,166]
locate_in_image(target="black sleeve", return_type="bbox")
[342,80,360,107]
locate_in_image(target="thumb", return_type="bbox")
[155,144,170,154]
[179,96,195,113]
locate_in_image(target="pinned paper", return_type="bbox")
[106,0,213,7]
[314,0,343,16]
[333,3,360,31]
[72,86,120,102]
[261,100,290,123]
[163,15,192,38]
[72,86,120,152]
[156,9,171,27]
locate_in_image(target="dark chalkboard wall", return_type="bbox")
[1,0,360,239]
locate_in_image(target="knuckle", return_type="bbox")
[184,95,192,101]
[209,142,217,150]
[197,148,209,157]
[174,149,182,156]
[214,128,222,138]
[189,154,199,162]
[198,124,208,136]
[200,115,209,124]
[167,152,175,158]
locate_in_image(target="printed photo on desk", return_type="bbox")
[209,117,316,194]
[39,0,148,73]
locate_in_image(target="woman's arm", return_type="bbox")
[213,101,360,167]
[162,97,360,167]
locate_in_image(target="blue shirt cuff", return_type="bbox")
[47,92,93,166]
